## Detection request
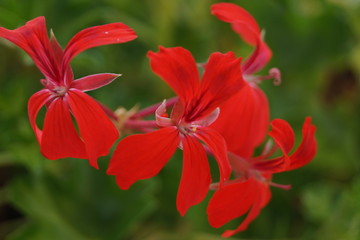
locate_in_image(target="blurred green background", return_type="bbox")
[0,0,359,239]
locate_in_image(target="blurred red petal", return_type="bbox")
[41,97,87,159]
[211,3,260,45]
[72,73,121,92]
[107,127,180,189]
[207,178,257,228]
[195,128,231,185]
[67,89,119,169]
[177,135,211,216]
[222,180,271,237]
[147,46,200,103]
[211,84,269,158]
[64,23,137,66]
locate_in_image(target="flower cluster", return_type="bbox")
[0,2,316,238]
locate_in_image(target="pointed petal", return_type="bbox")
[222,180,271,237]
[269,119,295,156]
[286,117,317,171]
[41,97,87,159]
[195,128,231,186]
[107,127,180,189]
[63,23,137,66]
[211,3,260,45]
[177,135,211,216]
[71,73,121,92]
[0,17,61,81]
[185,51,244,122]
[67,89,119,168]
[207,178,257,228]
[211,84,269,158]
[147,46,200,103]
[27,89,53,142]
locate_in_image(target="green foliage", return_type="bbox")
[0,0,359,239]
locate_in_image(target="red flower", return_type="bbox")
[107,46,245,215]
[210,3,281,158]
[0,17,137,168]
[207,117,317,237]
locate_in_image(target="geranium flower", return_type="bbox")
[207,117,317,237]
[107,46,245,215]
[210,3,281,158]
[0,17,137,168]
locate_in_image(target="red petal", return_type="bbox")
[177,135,211,216]
[211,3,260,45]
[147,46,200,103]
[27,89,53,142]
[185,52,244,122]
[287,117,317,171]
[63,23,137,67]
[211,84,269,158]
[107,127,180,189]
[195,128,231,186]
[67,89,119,169]
[0,17,61,81]
[41,97,87,159]
[71,73,121,92]
[221,180,271,237]
[207,179,256,228]
[210,3,272,74]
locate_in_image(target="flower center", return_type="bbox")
[52,86,68,96]
[178,124,198,135]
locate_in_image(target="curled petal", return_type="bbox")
[195,127,231,186]
[286,117,317,171]
[177,135,211,216]
[147,46,200,103]
[63,22,137,66]
[41,97,87,159]
[269,119,295,156]
[242,40,272,75]
[107,127,180,189]
[255,117,317,173]
[27,89,53,142]
[71,73,121,92]
[191,108,220,127]
[186,51,244,122]
[67,89,119,169]
[155,100,174,127]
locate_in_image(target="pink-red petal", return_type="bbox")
[71,73,121,92]
[177,135,211,216]
[107,127,180,189]
[41,97,87,159]
[67,89,119,169]
[195,127,231,186]
[185,52,244,122]
[147,46,200,103]
[63,23,137,67]
[27,89,53,142]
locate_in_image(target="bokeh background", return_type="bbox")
[0,0,359,239]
